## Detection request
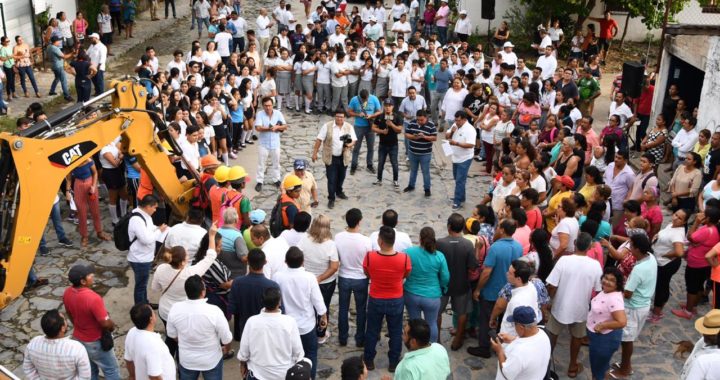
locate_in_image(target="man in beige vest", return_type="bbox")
[312,109,357,209]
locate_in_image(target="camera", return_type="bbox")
[339,134,352,145]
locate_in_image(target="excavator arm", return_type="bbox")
[0,79,195,309]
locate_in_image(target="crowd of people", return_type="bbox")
[14,0,720,379]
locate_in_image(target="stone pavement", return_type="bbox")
[0,1,707,380]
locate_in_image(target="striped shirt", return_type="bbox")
[23,336,91,380]
[406,120,437,155]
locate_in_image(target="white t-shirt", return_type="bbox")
[391,3,407,19]
[492,181,517,213]
[495,331,551,380]
[167,60,188,80]
[499,51,518,66]
[99,143,121,169]
[389,68,411,97]
[124,328,176,380]
[546,254,603,324]
[493,121,515,144]
[346,58,362,83]
[214,32,233,57]
[279,229,307,247]
[549,217,579,255]
[652,225,686,266]
[335,231,372,279]
[201,50,222,68]
[369,229,412,253]
[203,125,215,145]
[203,105,224,126]
[480,114,499,144]
[316,61,332,84]
[449,122,476,163]
[262,237,290,280]
[530,175,548,207]
[500,283,541,337]
[609,101,634,126]
[392,21,412,41]
[329,33,347,47]
[331,60,349,87]
[296,236,339,284]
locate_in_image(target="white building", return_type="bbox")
[0,0,77,46]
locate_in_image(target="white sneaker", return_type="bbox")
[318,331,331,345]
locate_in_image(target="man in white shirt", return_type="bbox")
[250,224,290,279]
[680,309,720,380]
[361,2,374,24]
[446,111,477,209]
[328,24,347,48]
[229,11,247,53]
[330,51,351,113]
[163,207,206,262]
[346,49,363,100]
[373,1,387,30]
[135,46,159,75]
[193,0,211,38]
[389,58,412,108]
[86,34,107,96]
[315,52,333,113]
[363,16,383,42]
[495,260,541,337]
[166,49,188,82]
[608,91,635,128]
[392,14,412,42]
[545,233,603,377]
[532,28,553,55]
[274,247,328,379]
[279,211,310,247]
[499,42,518,67]
[128,194,168,305]
[238,287,304,379]
[256,8,273,57]
[167,275,233,378]
[335,208,372,347]
[454,10,472,41]
[671,114,700,169]
[491,306,551,380]
[214,24,233,64]
[535,46,557,80]
[272,0,286,28]
[369,209,412,252]
[124,304,176,380]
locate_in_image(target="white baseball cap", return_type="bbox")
[459,10,467,15]
[88,33,100,40]
[369,15,377,22]
[503,41,515,48]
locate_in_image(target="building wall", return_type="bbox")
[461,0,720,42]
[696,36,720,133]
[1,0,77,47]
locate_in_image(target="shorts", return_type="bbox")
[124,18,135,25]
[101,32,113,45]
[101,167,126,190]
[243,108,254,120]
[439,291,472,316]
[685,266,711,294]
[545,313,587,338]
[213,124,227,140]
[598,38,611,51]
[622,306,650,342]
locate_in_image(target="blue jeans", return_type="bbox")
[377,144,399,181]
[452,158,472,205]
[351,125,375,170]
[179,358,223,380]
[233,37,245,53]
[0,82,6,111]
[40,201,68,250]
[196,17,210,35]
[326,155,347,201]
[27,267,38,285]
[407,151,432,191]
[587,328,622,380]
[129,261,152,305]
[300,331,319,379]
[338,277,369,345]
[404,292,441,343]
[50,66,70,97]
[437,26,448,46]
[93,70,105,96]
[17,66,39,95]
[364,297,404,366]
[78,339,121,380]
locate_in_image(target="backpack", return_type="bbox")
[269,195,295,238]
[190,175,216,210]
[641,172,656,190]
[217,192,243,228]
[113,212,145,251]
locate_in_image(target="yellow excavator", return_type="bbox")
[0,79,196,309]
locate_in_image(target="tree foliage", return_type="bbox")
[604,0,691,29]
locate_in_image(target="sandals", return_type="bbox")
[97,232,112,241]
[611,362,634,375]
[608,369,631,379]
[567,363,584,378]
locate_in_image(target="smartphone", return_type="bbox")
[488,329,498,341]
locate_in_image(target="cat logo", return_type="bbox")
[48,141,98,168]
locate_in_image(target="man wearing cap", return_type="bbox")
[211,165,252,228]
[372,99,403,187]
[47,36,73,102]
[62,263,120,380]
[454,10,471,42]
[86,33,107,95]
[434,0,450,46]
[490,306,551,379]
[312,109,357,209]
[499,41,518,67]
[363,16,383,42]
[681,310,720,379]
[282,159,319,213]
[238,287,304,379]
[242,209,266,250]
[254,96,288,192]
[543,175,574,232]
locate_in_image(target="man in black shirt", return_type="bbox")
[555,68,579,102]
[436,213,478,351]
[311,20,329,50]
[372,99,403,187]
[703,131,720,187]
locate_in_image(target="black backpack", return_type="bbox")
[113,212,145,251]
[269,196,294,238]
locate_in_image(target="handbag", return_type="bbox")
[100,330,114,351]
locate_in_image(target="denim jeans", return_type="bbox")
[129,261,153,305]
[377,144,399,181]
[40,200,68,250]
[338,277,369,345]
[93,70,105,96]
[452,158,472,205]
[364,297,404,366]
[587,328,622,380]
[430,90,446,125]
[233,37,245,53]
[437,26,448,46]
[17,66,39,95]
[317,280,336,337]
[407,151,432,191]
[165,0,176,18]
[326,155,347,201]
[404,292,441,342]
[351,125,375,170]
[196,17,210,35]
[300,330,319,379]
[78,339,121,380]
[402,121,410,156]
[27,267,38,285]
[179,358,223,380]
[50,66,70,97]
[2,66,14,96]
[0,82,6,111]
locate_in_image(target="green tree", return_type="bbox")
[604,0,691,47]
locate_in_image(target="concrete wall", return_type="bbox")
[461,0,720,42]
[1,0,78,46]
[696,36,720,133]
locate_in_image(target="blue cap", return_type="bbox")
[293,159,306,170]
[249,209,266,225]
[506,306,536,325]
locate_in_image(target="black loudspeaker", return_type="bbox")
[481,0,496,20]
[621,62,645,98]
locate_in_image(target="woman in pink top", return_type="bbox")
[434,0,450,45]
[672,207,720,319]
[586,267,627,380]
[72,11,89,46]
[641,187,663,239]
[513,93,541,130]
